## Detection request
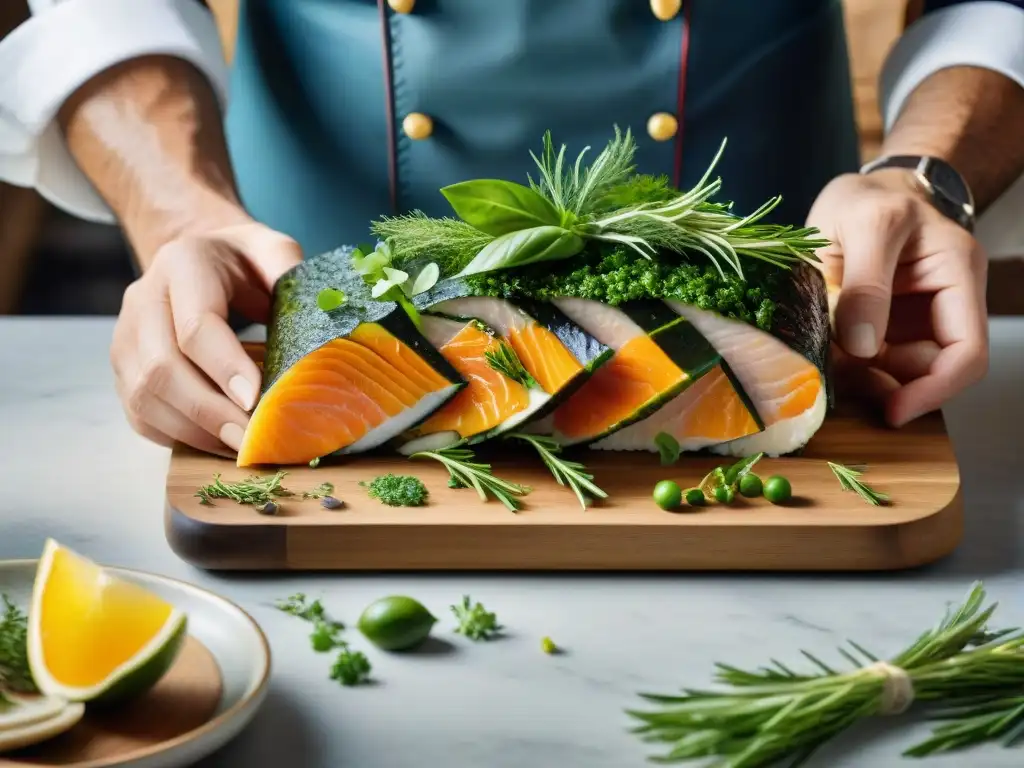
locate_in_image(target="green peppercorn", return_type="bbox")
[738,473,763,498]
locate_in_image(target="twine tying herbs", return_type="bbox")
[865,660,914,715]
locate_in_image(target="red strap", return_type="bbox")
[378,0,398,212]
[673,1,693,188]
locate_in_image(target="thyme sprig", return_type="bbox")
[506,433,607,510]
[195,470,292,506]
[411,447,531,511]
[828,462,890,506]
[628,583,1024,766]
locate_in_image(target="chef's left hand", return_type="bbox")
[806,169,989,426]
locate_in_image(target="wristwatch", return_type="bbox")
[860,155,976,233]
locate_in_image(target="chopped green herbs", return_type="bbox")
[654,432,681,466]
[485,344,539,390]
[0,595,35,693]
[330,649,372,687]
[507,434,606,510]
[302,482,335,499]
[412,448,530,511]
[829,462,890,506]
[451,596,502,641]
[276,594,371,687]
[316,287,347,312]
[361,474,429,507]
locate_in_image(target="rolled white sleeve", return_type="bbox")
[0,0,229,224]
[879,1,1024,258]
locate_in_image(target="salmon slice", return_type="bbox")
[427,296,598,395]
[238,333,461,466]
[551,334,688,443]
[666,301,826,457]
[412,318,532,441]
[507,322,582,394]
[348,323,453,393]
[592,365,760,451]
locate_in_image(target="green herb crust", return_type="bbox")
[464,245,782,332]
[363,474,429,507]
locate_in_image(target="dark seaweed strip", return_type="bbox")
[617,299,686,335]
[509,297,613,373]
[720,359,766,431]
[264,247,462,395]
[763,263,833,409]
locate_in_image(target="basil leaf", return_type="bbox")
[457,226,584,277]
[441,180,562,236]
[723,452,764,487]
[654,432,680,466]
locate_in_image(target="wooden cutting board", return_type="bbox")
[165,345,962,571]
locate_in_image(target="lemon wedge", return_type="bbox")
[26,539,187,703]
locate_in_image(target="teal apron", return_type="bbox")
[224,0,859,258]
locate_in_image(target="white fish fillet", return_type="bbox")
[665,300,826,457]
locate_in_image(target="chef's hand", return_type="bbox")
[111,221,302,456]
[807,169,989,426]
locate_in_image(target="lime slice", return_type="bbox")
[27,539,187,703]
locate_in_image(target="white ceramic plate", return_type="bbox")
[0,560,271,768]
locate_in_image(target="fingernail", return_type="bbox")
[219,422,246,452]
[845,323,878,358]
[229,375,257,411]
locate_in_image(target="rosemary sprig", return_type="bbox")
[588,138,828,279]
[196,470,293,506]
[411,447,531,511]
[628,583,1024,767]
[906,692,1024,756]
[507,433,607,510]
[485,343,540,390]
[828,462,890,506]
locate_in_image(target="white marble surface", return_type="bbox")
[1,317,1022,768]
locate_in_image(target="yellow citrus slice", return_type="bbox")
[26,539,187,703]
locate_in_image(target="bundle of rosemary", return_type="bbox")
[628,583,1024,766]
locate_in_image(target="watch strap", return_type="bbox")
[860,154,976,233]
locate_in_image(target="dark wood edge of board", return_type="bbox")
[164,487,963,572]
[164,503,287,569]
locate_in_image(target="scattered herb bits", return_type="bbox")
[451,595,502,641]
[302,482,334,499]
[310,620,346,652]
[362,474,429,507]
[654,432,681,466]
[275,593,329,623]
[684,488,705,507]
[357,596,437,652]
[196,470,292,506]
[764,475,792,504]
[541,636,559,655]
[330,649,372,687]
[653,480,682,510]
[738,473,763,498]
[309,457,321,468]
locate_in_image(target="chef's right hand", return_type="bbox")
[111,221,303,456]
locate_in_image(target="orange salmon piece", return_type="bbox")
[507,322,583,394]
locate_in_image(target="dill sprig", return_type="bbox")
[411,447,531,511]
[629,583,1024,766]
[371,212,494,275]
[0,594,35,693]
[506,433,607,510]
[196,470,292,506]
[485,343,540,390]
[828,462,890,506]
[528,126,637,216]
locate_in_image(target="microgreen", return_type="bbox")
[654,432,681,466]
[451,595,502,641]
[506,433,607,510]
[829,462,890,506]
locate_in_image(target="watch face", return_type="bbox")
[927,159,975,216]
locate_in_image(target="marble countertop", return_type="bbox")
[1,317,1022,768]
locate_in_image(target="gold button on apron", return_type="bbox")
[403,112,434,140]
[388,0,416,13]
[647,112,678,142]
[650,0,682,21]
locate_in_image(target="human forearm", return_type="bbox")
[58,55,247,267]
[880,65,1024,212]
